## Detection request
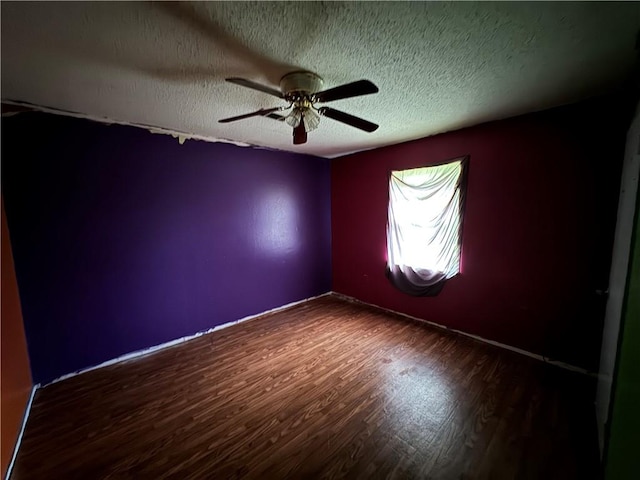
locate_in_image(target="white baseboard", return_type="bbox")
[6,383,39,480]
[330,291,593,376]
[41,288,590,387]
[45,292,332,387]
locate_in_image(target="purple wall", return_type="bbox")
[2,113,331,384]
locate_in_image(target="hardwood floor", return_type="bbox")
[12,296,601,479]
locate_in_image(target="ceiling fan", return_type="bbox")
[219,71,379,145]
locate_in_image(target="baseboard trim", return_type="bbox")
[6,384,39,480]
[40,289,591,387]
[44,292,332,387]
[330,291,593,376]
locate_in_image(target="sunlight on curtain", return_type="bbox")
[386,158,465,295]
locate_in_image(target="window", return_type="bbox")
[386,157,468,296]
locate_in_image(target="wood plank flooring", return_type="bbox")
[12,296,601,479]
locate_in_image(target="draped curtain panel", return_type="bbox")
[386,157,468,296]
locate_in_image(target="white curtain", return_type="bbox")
[386,158,465,296]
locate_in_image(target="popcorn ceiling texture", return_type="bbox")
[1,1,639,157]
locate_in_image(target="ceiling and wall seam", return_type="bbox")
[2,1,639,157]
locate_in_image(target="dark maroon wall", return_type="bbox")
[331,98,627,370]
[2,113,331,384]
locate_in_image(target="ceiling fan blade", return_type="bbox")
[219,107,284,123]
[314,80,378,103]
[293,118,307,144]
[265,112,286,121]
[318,107,379,132]
[226,78,284,98]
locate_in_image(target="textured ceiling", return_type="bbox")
[2,1,639,158]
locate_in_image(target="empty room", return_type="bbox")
[2,2,640,479]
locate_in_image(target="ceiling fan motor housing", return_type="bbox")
[280,71,324,98]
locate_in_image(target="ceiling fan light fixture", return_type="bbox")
[303,108,320,132]
[285,108,302,128]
